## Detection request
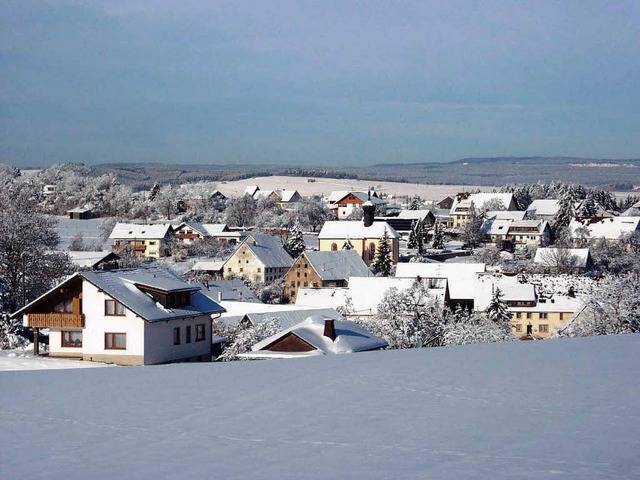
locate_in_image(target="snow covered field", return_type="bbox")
[0,348,112,371]
[53,216,109,250]
[215,175,486,200]
[1,335,639,479]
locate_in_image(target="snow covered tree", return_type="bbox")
[346,205,364,220]
[285,222,306,258]
[485,287,512,335]
[361,281,453,349]
[442,308,514,346]
[408,196,422,210]
[295,196,331,232]
[407,219,424,254]
[372,228,394,276]
[578,194,598,217]
[341,238,354,250]
[431,222,445,249]
[553,186,578,234]
[216,319,281,361]
[225,194,257,228]
[460,205,486,248]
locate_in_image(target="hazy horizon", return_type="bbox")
[2,1,639,168]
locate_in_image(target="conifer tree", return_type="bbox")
[285,222,306,258]
[485,287,512,335]
[372,228,394,276]
[432,222,445,249]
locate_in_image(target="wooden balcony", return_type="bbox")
[176,233,200,240]
[27,313,85,328]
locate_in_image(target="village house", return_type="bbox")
[283,250,372,303]
[67,206,93,220]
[327,190,387,219]
[67,251,120,271]
[109,222,174,258]
[533,248,592,273]
[277,189,302,208]
[525,199,560,221]
[482,216,551,250]
[450,192,517,228]
[318,201,400,265]
[222,233,294,283]
[568,216,640,243]
[238,316,388,359]
[11,267,225,365]
[217,302,343,331]
[377,209,436,237]
[173,222,246,246]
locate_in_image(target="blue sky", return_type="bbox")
[1,1,639,167]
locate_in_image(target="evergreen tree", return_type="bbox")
[285,222,306,258]
[407,219,424,254]
[485,287,512,335]
[432,222,445,249]
[342,238,354,250]
[408,196,422,210]
[372,228,394,276]
[578,194,597,217]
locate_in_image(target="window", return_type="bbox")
[186,325,192,343]
[105,333,126,350]
[516,312,521,319]
[62,331,82,348]
[331,243,338,251]
[369,243,376,259]
[515,324,522,333]
[228,268,232,272]
[526,313,532,320]
[149,241,157,245]
[239,268,243,272]
[559,313,565,321]
[54,298,74,313]
[257,268,261,273]
[173,327,181,345]
[539,324,549,333]
[540,312,548,319]
[195,324,205,342]
[290,281,295,287]
[105,299,125,316]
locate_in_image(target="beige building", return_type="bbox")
[109,223,173,258]
[450,192,517,228]
[318,220,400,265]
[223,233,294,283]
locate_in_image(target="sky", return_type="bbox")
[1,1,639,168]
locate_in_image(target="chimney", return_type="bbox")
[217,291,223,302]
[323,319,336,341]
[363,191,375,228]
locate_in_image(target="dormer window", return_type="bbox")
[136,284,194,309]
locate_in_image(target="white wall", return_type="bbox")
[48,328,83,357]
[82,281,145,361]
[144,315,212,365]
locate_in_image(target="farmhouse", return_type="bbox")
[283,250,372,302]
[109,222,173,258]
[327,191,387,219]
[11,267,225,365]
[223,233,294,283]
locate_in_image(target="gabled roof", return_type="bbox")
[395,263,485,300]
[568,216,640,240]
[621,200,640,217]
[278,190,301,202]
[109,223,172,240]
[304,250,372,281]
[175,223,228,236]
[533,248,591,268]
[67,251,119,269]
[12,267,225,322]
[254,190,281,200]
[244,186,260,196]
[218,302,341,329]
[198,280,260,303]
[397,209,435,221]
[526,199,561,217]
[240,233,294,268]
[473,275,536,312]
[484,210,527,221]
[244,315,388,357]
[318,221,400,240]
[329,191,386,205]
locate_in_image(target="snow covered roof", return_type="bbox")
[568,216,640,240]
[395,263,485,300]
[328,191,386,205]
[243,315,388,357]
[396,209,434,220]
[481,218,513,236]
[244,185,260,196]
[219,302,342,329]
[278,190,300,202]
[109,222,172,240]
[318,221,400,240]
[526,199,560,217]
[295,277,448,315]
[175,223,228,236]
[13,267,225,322]
[621,200,640,217]
[533,248,591,268]
[254,190,281,200]
[67,207,92,214]
[197,280,260,303]
[484,210,527,221]
[191,260,226,272]
[450,193,515,214]
[473,275,536,312]
[67,251,118,269]
[304,250,372,281]
[241,233,294,268]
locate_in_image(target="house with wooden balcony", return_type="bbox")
[11,267,225,366]
[109,223,174,258]
[173,222,247,246]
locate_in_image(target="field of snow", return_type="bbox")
[1,335,639,479]
[214,175,487,201]
[53,216,109,250]
[0,348,113,371]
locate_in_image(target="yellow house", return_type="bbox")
[510,296,584,339]
[450,192,517,228]
[109,223,173,258]
[223,233,294,283]
[317,220,400,265]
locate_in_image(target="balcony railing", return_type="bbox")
[27,313,85,328]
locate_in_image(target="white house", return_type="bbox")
[109,223,173,258]
[450,193,517,227]
[238,315,388,359]
[568,216,640,242]
[12,267,225,366]
[525,199,561,221]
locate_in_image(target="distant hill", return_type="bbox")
[85,156,639,190]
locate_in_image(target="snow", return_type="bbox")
[54,215,109,250]
[0,348,112,371]
[1,334,639,479]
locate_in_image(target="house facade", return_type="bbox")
[283,250,372,302]
[12,267,225,365]
[450,193,517,228]
[109,223,173,258]
[223,233,294,283]
[327,191,387,219]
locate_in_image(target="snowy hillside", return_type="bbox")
[1,335,639,479]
